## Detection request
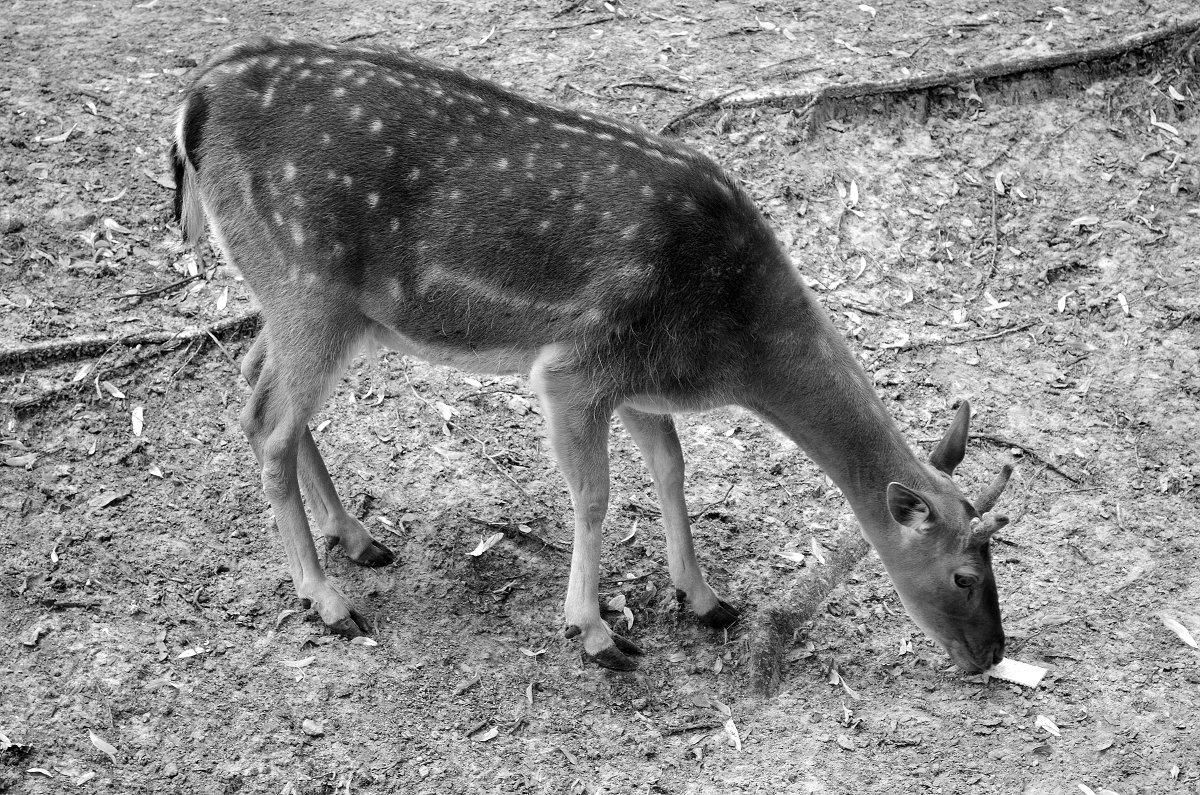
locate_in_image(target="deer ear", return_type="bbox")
[887,482,935,531]
[930,401,971,475]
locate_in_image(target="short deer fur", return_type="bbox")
[171,39,1013,672]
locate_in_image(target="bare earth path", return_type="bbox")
[2,2,1198,793]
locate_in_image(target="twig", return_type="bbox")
[611,81,687,93]
[118,274,202,303]
[902,321,1036,351]
[517,16,613,33]
[659,18,1200,132]
[971,433,1080,484]
[0,312,261,371]
[689,482,736,519]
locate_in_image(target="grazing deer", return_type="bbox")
[171,39,1013,672]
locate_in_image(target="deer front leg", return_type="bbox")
[534,363,643,670]
[617,407,739,629]
[242,335,394,569]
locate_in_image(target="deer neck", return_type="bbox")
[744,273,929,550]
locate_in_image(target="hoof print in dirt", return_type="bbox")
[696,599,740,629]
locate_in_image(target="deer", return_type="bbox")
[170,38,1014,673]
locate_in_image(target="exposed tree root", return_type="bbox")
[748,522,871,696]
[0,312,261,373]
[661,17,1200,133]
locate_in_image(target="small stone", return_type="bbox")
[301,719,324,736]
[163,762,178,778]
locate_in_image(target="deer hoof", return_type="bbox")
[583,644,640,671]
[327,607,370,639]
[697,599,740,629]
[324,535,396,568]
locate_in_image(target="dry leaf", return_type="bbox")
[216,286,228,312]
[810,539,827,565]
[101,380,125,399]
[467,532,504,557]
[103,218,132,234]
[723,719,743,751]
[776,549,806,564]
[281,656,316,668]
[1168,85,1187,102]
[72,362,91,382]
[434,401,455,421]
[148,464,164,478]
[1157,612,1198,648]
[351,636,378,647]
[619,519,639,544]
[89,730,118,762]
[1035,714,1061,737]
[176,647,207,659]
[520,647,546,657]
[471,726,499,742]
[131,406,144,436]
[1070,215,1100,227]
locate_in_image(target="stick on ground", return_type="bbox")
[748,522,871,696]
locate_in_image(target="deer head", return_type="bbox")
[882,403,1013,672]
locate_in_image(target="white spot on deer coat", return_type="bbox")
[495,158,509,170]
[370,119,383,134]
[367,192,380,207]
[292,226,306,246]
[350,106,363,120]
[284,162,297,181]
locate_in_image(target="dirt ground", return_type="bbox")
[3,1,1200,793]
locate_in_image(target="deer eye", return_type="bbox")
[954,573,978,590]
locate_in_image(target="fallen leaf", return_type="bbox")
[131,406,144,436]
[350,636,378,647]
[1070,215,1100,227]
[216,285,228,312]
[1157,612,1197,648]
[619,519,639,544]
[89,730,118,762]
[88,491,130,509]
[723,719,743,751]
[520,647,546,657]
[776,549,806,564]
[467,532,504,557]
[101,380,126,399]
[1035,714,1061,737]
[176,647,207,659]
[281,656,316,668]
[103,218,132,234]
[810,539,827,565]
[434,401,455,421]
[5,453,37,469]
[148,464,163,478]
[463,725,492,744]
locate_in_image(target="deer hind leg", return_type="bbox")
[532,357,643,671]
[241,335,395,568]
[617,407,739,629]
[240,321,374,637]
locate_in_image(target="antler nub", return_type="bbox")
[963,512,1009,549]
[974,463,1014,514]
